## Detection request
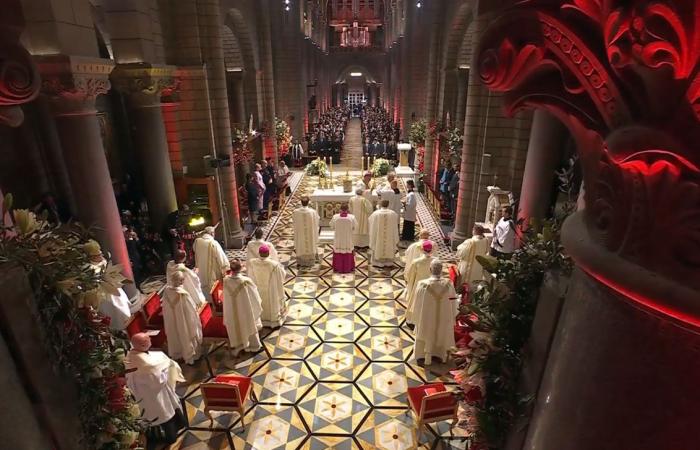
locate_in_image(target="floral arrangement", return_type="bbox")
[452,214,573,449]
[372,158,391,177]
[231,127,254,164]
[429,119,445,139]
[275,117,292,157]
[447,127,463,155]
[0,194,142,449]
[416,147,426,174]
[409,119,427,147]
[305,158,328,176]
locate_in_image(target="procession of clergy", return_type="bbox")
[117,170,513,445]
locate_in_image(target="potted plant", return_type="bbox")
[274,118,292,157]
[372,158,391,177]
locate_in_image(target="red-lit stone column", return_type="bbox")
[37,55,133,283]
[111,63,178,232]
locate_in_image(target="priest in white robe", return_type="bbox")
[330,204,358,273]
[368,199,400,267]
[378,179,402,217]
[456,224,490,286]
[413,260,459,365]
[404,230,434,274]
[356,171,376,202]
[223,259,263,355]
[292,196,320,266]
[404,240,434,325]
[246,228,279,263]
[85,240,131,331]
[125,333,185,447]
[163,271,203,364]
[166,249,206,307]
[349,188,373,248]
[194,226,230,299]
[247,244,287,327]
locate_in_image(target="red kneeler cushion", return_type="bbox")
[143,293,164,327]
[407,383,456,419]
[211,280,224,314]
[126,313,167,349]
[214,375,251,401]
[199,303,228,339]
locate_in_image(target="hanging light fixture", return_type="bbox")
[416,1,422,8]
[284,0,291,11]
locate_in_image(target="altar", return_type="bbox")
[310,186,378,226]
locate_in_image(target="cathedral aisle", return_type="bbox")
[169,173,466,450]
[338,118,364,171]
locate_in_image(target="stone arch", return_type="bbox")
[443,2,475,71]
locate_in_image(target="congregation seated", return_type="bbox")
[361,106,398,160]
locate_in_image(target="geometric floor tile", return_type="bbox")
[306,342,370,382]
[285,297,326,325]
[356,326,414,362]
[356,362,425,408]
[312,311,369,343]
[355,409,434,450]
[297,383,371,435]
[285,276,330,299]
[299,435,361,450]
[231,404,307,450]
[250,359,315,405]
[356,277,405,300]
[184,387,242,430]
[327,271,365,288]
[316,287,367,312]
[168,430,232,449]
[264,325,322,359]
[357,299,406,327]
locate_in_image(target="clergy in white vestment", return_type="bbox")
[246,227,279,263]
[247,245,287,327]
[223,259,263,355]
[368,199,400,267]
[413,260,459,365]
[356,171,376,202]
[330,204,358,273]
[292,196,320,266]
[404,240,434,325]
[85,240,131,331]
[456,225,490,286]
[163,271,203,364]
[404,230,434,274]
[125,333,185,447]
[166,249,206,307]
[349,188,373,247]
[378,179,402,217]
[193,226,230,299]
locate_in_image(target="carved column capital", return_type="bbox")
[36,55,114,116]
[0,42,41,127]
[110,63,178,107]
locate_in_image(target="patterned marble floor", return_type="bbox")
[169,173,467,450]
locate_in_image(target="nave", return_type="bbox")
[169,172,467,449]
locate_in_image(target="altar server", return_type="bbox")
[223,259,263,355]
[125,333,185,448]
[404,230,434,273]
[85,240,131,331]
[163,271,203,364]
[246,228,279,263]
[404,240,434,325]
[368,199,400,267]
[247,245,287,327]
[193,226,230,299]
[456,224,490,285]
[166,249,206,307]
[292,196,320,267]
[413,260,459,365]
[349,188,373,247]
[330,204,358,273]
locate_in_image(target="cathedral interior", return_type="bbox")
[1,1,699,449]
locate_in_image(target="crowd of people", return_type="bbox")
[244,158,291,226]
[436,158,460,223]
[361,106,400,159]
[306,106,350,162]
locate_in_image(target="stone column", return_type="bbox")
[257,2,279,165]
[37,55,133,283]
[517,110,568,226]
[227,72,246,126]
[111,63,179,232]
[422,4,442,189]
[451,17,488,248]
[455,69,468,126]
